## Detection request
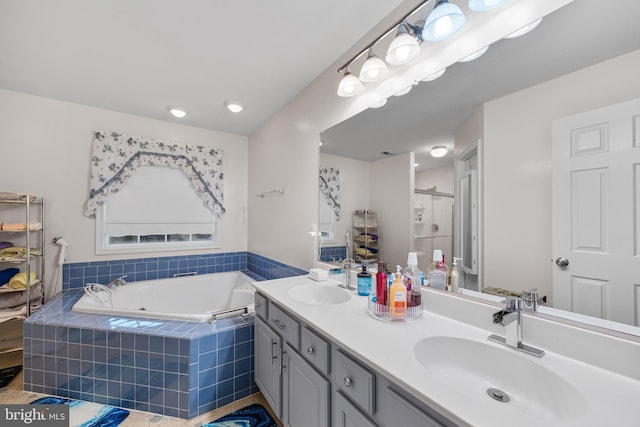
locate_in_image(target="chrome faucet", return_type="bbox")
[488,290,545,358]
[339,258,356,290]
[107,275,128,288]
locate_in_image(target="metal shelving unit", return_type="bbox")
[0,193,44,354]
[352,209,379,266]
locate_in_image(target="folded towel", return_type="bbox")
[0,242,13,250]
[0,268,20,286]
[0,222,42,231]
[0,192,36,202]
[0,247,42,262]
[0,283,42,309]
[8,272,37,290]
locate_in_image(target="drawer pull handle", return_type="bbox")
[271,319,286,330]
[307,346,315,355]
[344,376,353,387]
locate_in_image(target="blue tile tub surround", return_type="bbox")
[24,290,258,419]
[319,246,347,262]
[28,252,305,420]
[62,251,305,290]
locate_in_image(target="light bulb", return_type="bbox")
[337,71,363,97]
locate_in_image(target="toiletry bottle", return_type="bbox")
[427,249,448,290]
[403,252,423,307]
[450,257,460,293]
[389,268,407,319]
[376,262,387,306]
[357,263,372,296]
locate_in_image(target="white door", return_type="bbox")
[552,98,640,326]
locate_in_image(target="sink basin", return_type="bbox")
[413,336,588,421]
[288,284,351,305]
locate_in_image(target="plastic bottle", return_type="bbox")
[427,249,448,290]
[389,267,407,319]
[376,262,387,306]
[450,257,461,293]
[403,252,423,307]
[357,263,372,296]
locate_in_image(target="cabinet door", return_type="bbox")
[334,392,377,427]
[282,343,329,427]
[255,317,282,419]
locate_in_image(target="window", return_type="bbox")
[95,166,221,254]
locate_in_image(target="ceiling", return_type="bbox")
[320,0,640,172]
[0,0,409,135]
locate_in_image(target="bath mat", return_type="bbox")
[0,365,21,388]
[30,397,129,427]
[202,403,277,427]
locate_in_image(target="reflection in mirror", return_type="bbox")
[319,0,640,334]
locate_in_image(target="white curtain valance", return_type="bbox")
[84,131,224,219]
[319,167,341,221]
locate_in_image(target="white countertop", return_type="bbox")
[253,275,640,427]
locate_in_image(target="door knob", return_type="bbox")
[555,257,569,267]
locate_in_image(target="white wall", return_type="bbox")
[0,89,248,298]
[415,167,454,194]
[319,153,370,247]
[483,49,640,302]
[370,152,414,271]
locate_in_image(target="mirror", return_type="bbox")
[319,0,640,334]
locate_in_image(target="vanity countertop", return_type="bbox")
[253,275,640,427]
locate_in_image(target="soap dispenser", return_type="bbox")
[427,249,448,290]
[389,266,407,319]
[450,257,461,293]
[357,263,372,296]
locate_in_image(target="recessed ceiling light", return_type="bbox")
[414,163,420,167]
[225,101,244,113]
[168,107,188,118]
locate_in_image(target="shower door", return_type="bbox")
[413,189,454,273]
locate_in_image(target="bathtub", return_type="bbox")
[71,271,256,322]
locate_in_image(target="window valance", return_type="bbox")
[84,131,225,219]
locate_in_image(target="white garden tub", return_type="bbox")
[71,271,256,322]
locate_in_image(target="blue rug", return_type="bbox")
[30,397,129,427]
[203,403,277,427]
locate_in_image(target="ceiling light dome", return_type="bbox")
[459,45,489,62]
[423,0,466,42]
[431,146,448,157]
[359,49,389,83]
[504,18,543,39]
[337,69,363,97]
[385,23,421,65]
[422,68,446,82]
[468,0,509,12]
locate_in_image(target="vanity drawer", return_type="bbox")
[335,349,375,415]
[255,293,268,320]
[268,303,300,349]
[300,326,330,376]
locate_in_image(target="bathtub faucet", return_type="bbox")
[107,275,128,287]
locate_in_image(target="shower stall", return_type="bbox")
[413,188,454,273]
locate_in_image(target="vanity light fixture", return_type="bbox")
[385,23,422,65]
[422,0,466,43]
[335,0,511,97]
[225,101,244,113]
[168,107,188,118]
[359,49,389,82]
[504,18,543,39]
[421,68,446,82]
[337,68,364,97]
[430,146,448,157]
[458,45,489,62]
[468,0,509,12]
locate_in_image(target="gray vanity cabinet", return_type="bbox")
[254,291,456,427]
[255,316,282,418]
[254,295,330,427]
[282,342,330,427]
